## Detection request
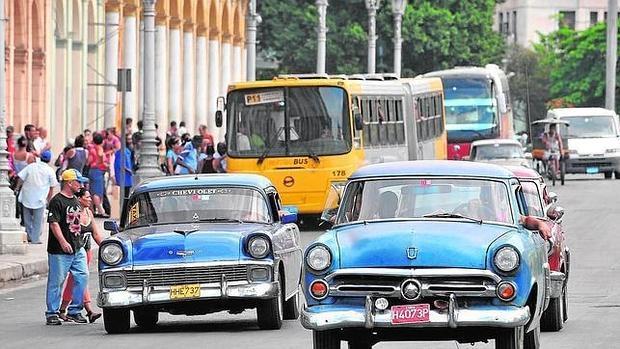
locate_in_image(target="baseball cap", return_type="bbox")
[40,150,52,162]
[61,169,89,183]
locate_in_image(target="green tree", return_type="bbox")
[257,0,505,77]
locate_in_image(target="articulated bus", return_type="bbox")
[424,65,513,160]
[215,75,446,216]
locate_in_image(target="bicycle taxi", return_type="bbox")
[530,118,570,185]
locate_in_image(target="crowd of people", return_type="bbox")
[3,119,230,326]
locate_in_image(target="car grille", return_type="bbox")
[572,158,612,168]
[125,265,248,287]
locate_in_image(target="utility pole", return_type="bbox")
[135,0,161,183]
[366,0,381,74]
[606,0,618,111]
[0,0,26,254]
[245,0,261,81]
[392,0,406,77]
[316,0,328,74]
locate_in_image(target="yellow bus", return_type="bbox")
[215,74,446,216]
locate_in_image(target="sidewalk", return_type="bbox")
[0,188,121,289]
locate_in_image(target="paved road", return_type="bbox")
[1,175,618,348]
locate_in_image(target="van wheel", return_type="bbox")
[604,171,613,179]
[614,171,620,179]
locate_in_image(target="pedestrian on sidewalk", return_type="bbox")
[59,188,104,323]
[114,135,134,211]
[87,133,109,218]
[15,150,58,244]
[44,169,90,326]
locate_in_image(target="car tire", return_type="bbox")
[257,280,283,330]
[562,283,569,322]
[614,171,620,180]
[348,340,373,349]
[604,171,613,179]
[524,325,540,349]
[103,308,130,334]
[283,288,300,320]
[133,309,158,329]
[494,326,523,349]
[313,330,340,349]
[541,289,564,331]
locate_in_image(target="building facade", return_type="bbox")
[495,0,620,47]
[4,0,248,155]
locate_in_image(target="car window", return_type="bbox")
[473,144,523,160]
[124,187,271,229]
[338,178,513,224]
[521,181,544,217]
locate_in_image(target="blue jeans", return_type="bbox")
[45,248,88,317]
[22,206,45,243]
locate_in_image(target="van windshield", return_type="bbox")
[561,116,617,138]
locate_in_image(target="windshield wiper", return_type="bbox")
[294,140,320,164]
[198,218,244,224]
[257,127,285,165]
[423,212,483,225]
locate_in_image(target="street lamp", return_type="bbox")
[392,0,406,77]
[245,0,262,81]
[316,0,329,74]
[365,0,381,74]
[135,0,161,183]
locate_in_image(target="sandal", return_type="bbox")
[87,311,102,323]
[58,311,70,322]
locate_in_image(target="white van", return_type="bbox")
[547,107,620,179]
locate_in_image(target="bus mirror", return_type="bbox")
[354,114,364,131]
[215,110,223,128]
[496,93,507,114]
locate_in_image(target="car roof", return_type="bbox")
[350,160,514,179]
[134,174,274,194]
[471,139,522,147]
[547,107,617,118]
[504,165,541,179]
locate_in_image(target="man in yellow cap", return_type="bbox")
[44,169,89,325]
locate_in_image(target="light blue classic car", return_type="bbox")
[302,161,550,349]
[98,174,302,334]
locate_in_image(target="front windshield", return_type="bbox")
[443,77,499,143]
[226,86,351,158]
[337,178,513,225]
[560,116,617,138]
[474,144,524,160]
[123,187,271,229]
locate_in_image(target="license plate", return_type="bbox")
[170,284,200,300]
[390,304,430,324]
[586,167,599,174]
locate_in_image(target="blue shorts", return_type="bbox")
[88,168,105,198]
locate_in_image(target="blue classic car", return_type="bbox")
[301,161,550,349]
[98,174,302,334]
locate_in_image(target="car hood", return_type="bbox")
[568,137,620,155]
[120,223,268,266]
[476,158,529,167]
[335,220,513,269]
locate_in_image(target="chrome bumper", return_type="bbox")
[98,281,279,308]
[549,271,566,298]
[301,296,530,331]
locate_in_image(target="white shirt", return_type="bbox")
[33,137,47,152]
[18,162,58,209]
[237,132,251,151]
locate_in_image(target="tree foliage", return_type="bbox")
[257,0,505,78]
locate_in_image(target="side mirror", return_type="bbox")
[281,212,298,224]
[354,113,364,131]
[320,207,338,228]
[547,205,564,221]
[215,110,223,128]
[548,192,558,204]
[103,220,120,234]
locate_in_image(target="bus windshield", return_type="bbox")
[226,86,351,158]
[443,77,499,142]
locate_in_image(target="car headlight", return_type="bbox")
[306,245,332,272]
[100,243,124,266]
[494,246,520,273]
[247,236,270,259]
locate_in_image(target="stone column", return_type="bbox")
[135,0,161,182]
[155,17,168,137]
[233,37,243,82]
[123,6,139,126]
[65,0,74,135]
[219,34,232,139]
[365,0,381,74]
[81,0,89,130]
[0,0,26,254]
[245,0,260,81]
[392,0,406,77]
[315,0,328,74]
[182,23,195,134]
[139,19,145,123]
[104,4,120,129]
[195,27,208,129]
[168,18,182,127]
[207,31,220,136]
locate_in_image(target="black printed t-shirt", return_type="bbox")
[47,193,84,255]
